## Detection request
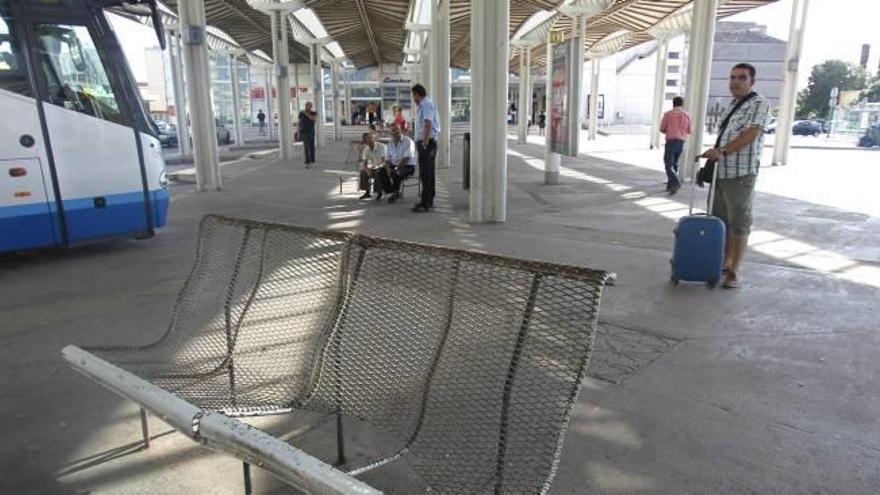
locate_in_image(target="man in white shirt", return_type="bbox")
[411,84,441,212]
[378,123,416,204]
[358,132,387,200]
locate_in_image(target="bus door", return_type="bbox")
[22,10,151,242]
[0,7,58,251]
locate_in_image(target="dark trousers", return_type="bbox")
[359,167,377,193]
[302,131,315,164]
[391,164,415,193]
[663,139,684,189]
[416,139,436,207]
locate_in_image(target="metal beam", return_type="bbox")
[353,0,383,66]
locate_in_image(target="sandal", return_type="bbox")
[722,271,740,289]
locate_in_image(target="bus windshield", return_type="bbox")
[36,23,125,125]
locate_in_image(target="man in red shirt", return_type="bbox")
[660,96,691,195]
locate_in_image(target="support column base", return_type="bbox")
[544,171,560,185]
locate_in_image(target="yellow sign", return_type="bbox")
[549,31,565,44]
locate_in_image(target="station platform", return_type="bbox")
[2,131,879,493]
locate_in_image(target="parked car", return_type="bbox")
[215,121,232,145]
[156,121,178,148]
[154,120,232,147]
[858,123,880,148]
[764,118,777,134]
[792,120,822,136]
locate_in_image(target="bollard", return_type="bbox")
[463,131,471,190]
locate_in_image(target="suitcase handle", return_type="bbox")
[689,156,720,217]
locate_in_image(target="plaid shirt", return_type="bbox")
[717,93,770,179]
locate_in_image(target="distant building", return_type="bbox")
[577,21,785,128]
[706,22,786,113]
[142,47,168,120]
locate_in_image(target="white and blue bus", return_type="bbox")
[0,0,169,253]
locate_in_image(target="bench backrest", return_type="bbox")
[89,215,612,493]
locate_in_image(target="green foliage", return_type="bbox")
[796,60,867,119]
[859,72,880,103]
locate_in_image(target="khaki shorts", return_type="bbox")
[712,174,756,237]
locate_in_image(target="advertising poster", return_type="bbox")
[550,39,580,156]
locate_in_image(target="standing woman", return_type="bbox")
[299,102,317,168]
[393,105,408,135]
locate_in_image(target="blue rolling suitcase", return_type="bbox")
[670,159,725,288]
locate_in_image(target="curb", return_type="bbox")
[168,149,279,183]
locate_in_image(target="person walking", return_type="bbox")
[298,102,317,168]
[411,84,440,213]
[700,63,771,289]
[538,110,546,136]
[660,96,691,194]
[256,109,266,136]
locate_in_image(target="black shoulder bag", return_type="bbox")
[697,91,758,186]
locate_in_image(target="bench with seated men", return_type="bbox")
[358,123,416,204]
[324,124,418,199]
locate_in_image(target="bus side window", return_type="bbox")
[0,14,32,97]
[34,23,124,126]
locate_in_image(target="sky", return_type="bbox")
[112,0,880,91]
[727,0,880,88]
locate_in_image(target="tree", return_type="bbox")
[796,60,867,119]
[859,70,880,103]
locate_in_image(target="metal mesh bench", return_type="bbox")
[64,214,614,494]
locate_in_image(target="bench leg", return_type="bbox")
[336,413,346,466]
[243,462,252,495]
[139,407,150,449]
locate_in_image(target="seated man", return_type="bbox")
[377,123,416,204]
[359,132,387,200]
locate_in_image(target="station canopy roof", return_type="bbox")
[152,0,777,70]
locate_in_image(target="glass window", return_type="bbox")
[667,65,680,73]
[0,13,31,96]
[668,52,680,59]
[36,23,123,124]
[352,86,380,98]
[666,79,677,87]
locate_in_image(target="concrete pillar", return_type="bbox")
[343,69,352,125]
[229,53,244,146]
[166,29,191,157]
[589,57,600,140]
[316,60,326,147]
[682,0,719,180]
[544,26,560,185]
[773,0,810,166]
[526,47,532,130]
[517,48,528,143]
[331,61,341,141]
[308,43,316,131]
[270,10,293,160]
[431,0,451,169]
[469,0,508,223]
[264,66,275,140]
[649,39,669,149]
[572,15,585,149]
[421,31,431,95]
[292,62,300,115]
[177,0,220,191]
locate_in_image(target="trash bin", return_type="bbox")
[463,132,470,190]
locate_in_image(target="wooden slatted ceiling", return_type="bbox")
[449,0,560,68]
[307,0,410,67]
[162,0,310,63]
[524,0,778,71]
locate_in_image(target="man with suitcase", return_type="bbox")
[701,63,771,289]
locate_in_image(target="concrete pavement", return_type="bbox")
[1,131,879,493]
